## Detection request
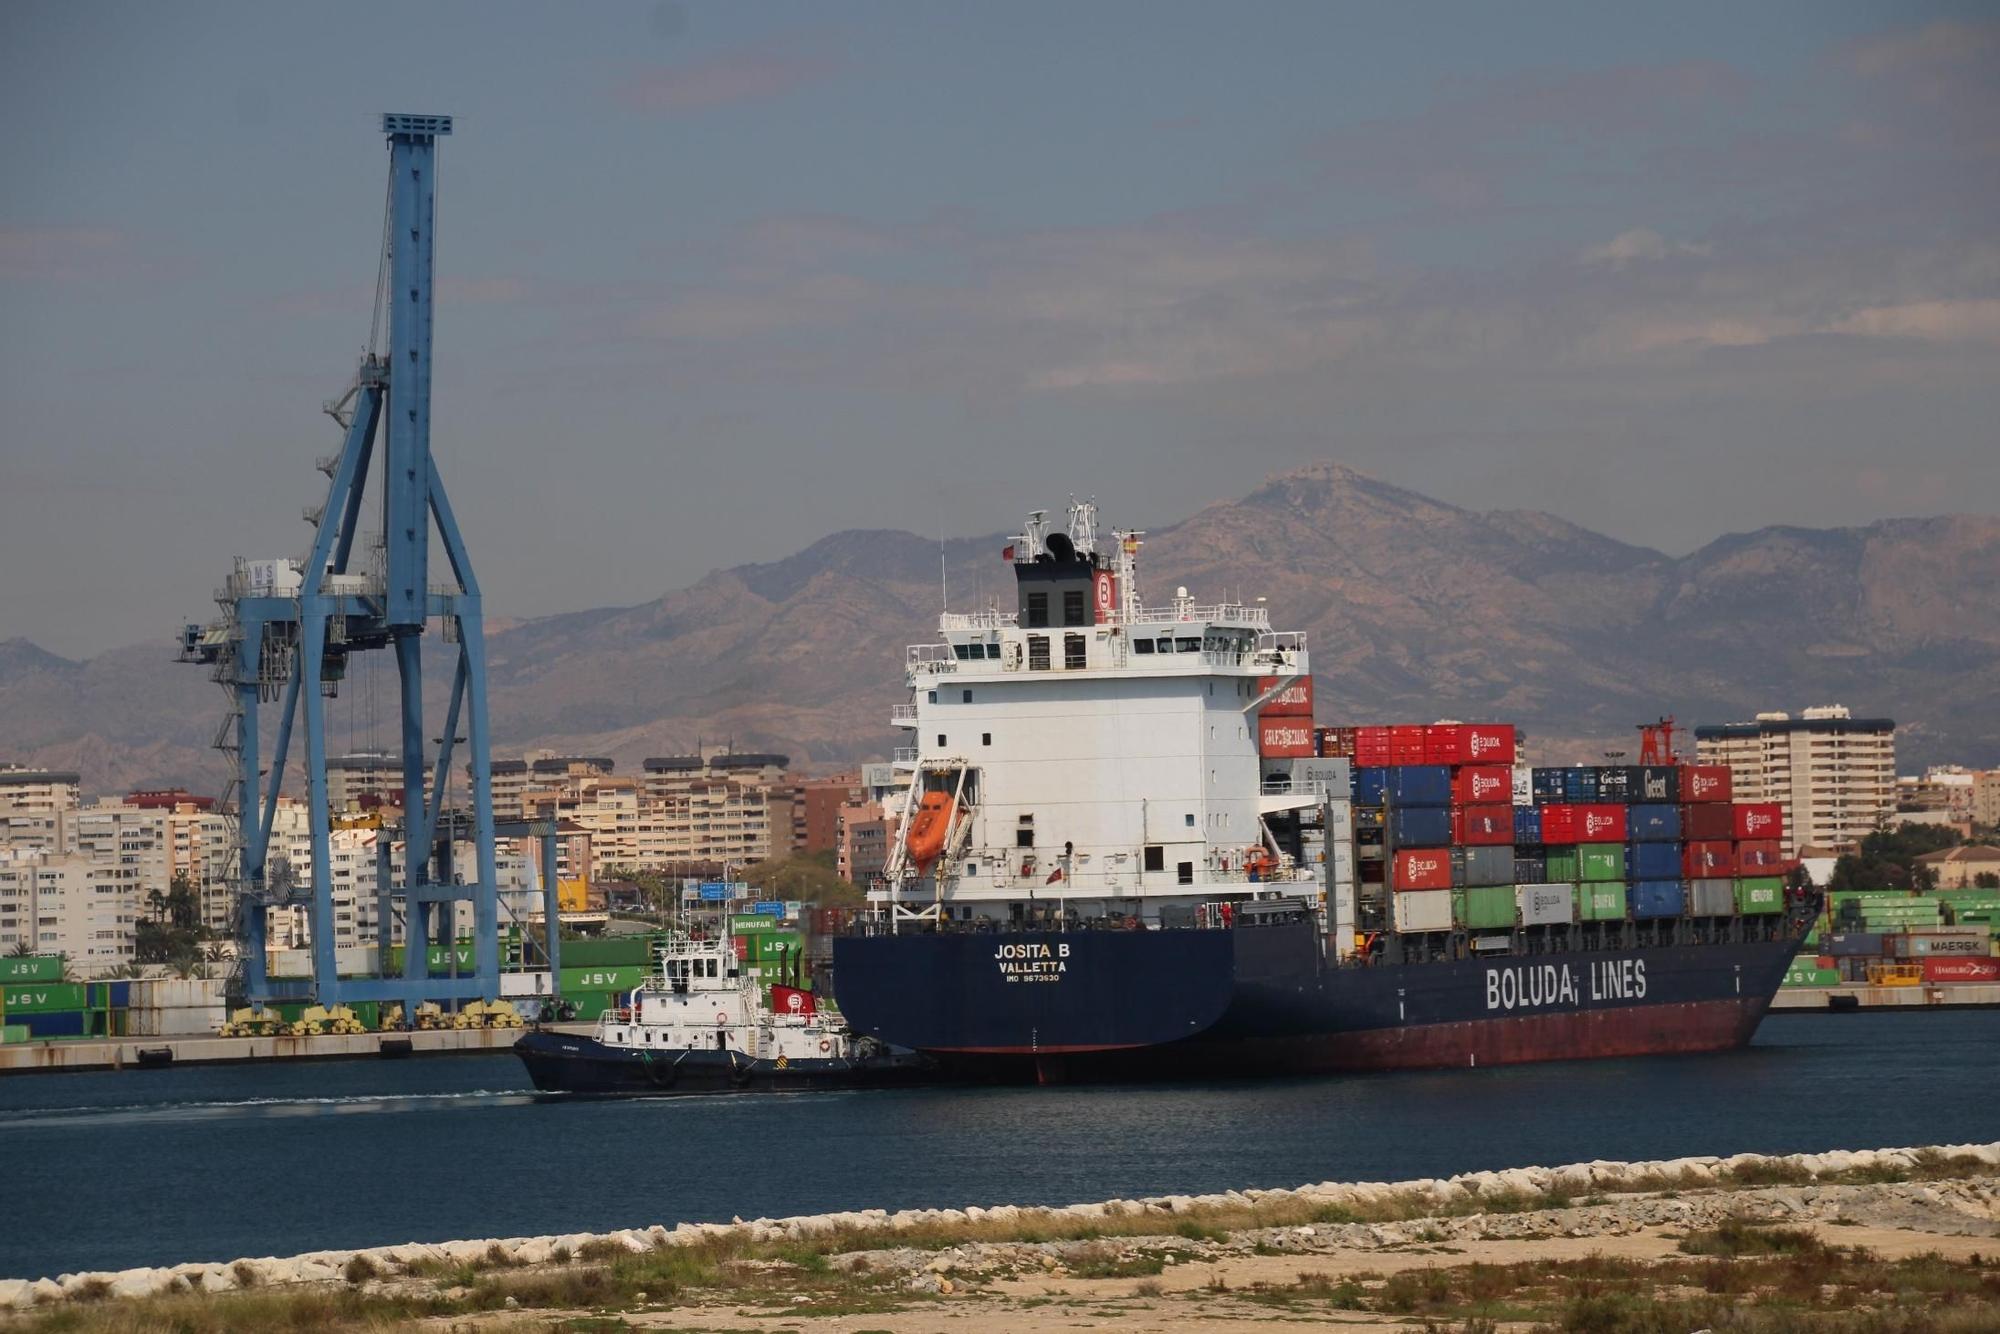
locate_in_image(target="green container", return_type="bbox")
[1578,845,1624,882]
[559,936,657,968]
[1453,886,1516,930]
[1580,882,1628,922]
[730,915,792,935]
[750,932,803,961]
[0,956,64,983]
[1,982,86,1014]
[1782,965,1840,987]
[1545,849,1578,881]
[345,1000,380,1029]
[560,964,647,992]
[564,992,618,1022]
[1,1023,27,1043]
[1736,877,1785,916]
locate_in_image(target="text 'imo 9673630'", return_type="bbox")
[831,500,1819,1082]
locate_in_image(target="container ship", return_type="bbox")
[830,501,1823,1081]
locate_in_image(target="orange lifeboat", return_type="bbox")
[904,792,957,874]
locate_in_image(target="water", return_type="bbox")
[3,1011,1996,1281]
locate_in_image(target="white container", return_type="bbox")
[1511,766,1534,805]
[128,1004,226,1036]
[1687,879,1734,915]
[1516,883,1574,926]
[1891,930,1988,958]
[500,970,551,997]
[1393,888,1454,932]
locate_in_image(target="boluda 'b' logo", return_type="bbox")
[1407,855,1441,876]
[1472,773,1503,800]
[1468,731,1501,756]
[1584,811,1615,837]
[1744,809,1775,834]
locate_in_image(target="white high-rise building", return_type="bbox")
[1694,706,1896,855]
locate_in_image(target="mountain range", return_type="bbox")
[4,462,1996,797]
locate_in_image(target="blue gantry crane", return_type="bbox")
[182,115,559,1017]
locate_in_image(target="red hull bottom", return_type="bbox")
[1015,997,1773,1083]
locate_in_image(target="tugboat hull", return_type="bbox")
[513,1029,940,1096]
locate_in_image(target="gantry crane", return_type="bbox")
[181,115,559,1016]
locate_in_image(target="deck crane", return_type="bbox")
[181,115,560,1018]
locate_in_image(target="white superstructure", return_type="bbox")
[877,501,1353,944]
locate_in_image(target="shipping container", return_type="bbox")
[1383,765,1452,807]
[1888,930,1989,958]
[1530,768,1567,805]
[1782,965,1841,987]
[21,1010,86,1038]
[1392,848,1453,891]
[1634,766,1680,803]
[0,956,64,983]
[1512,854,1548,884]
[1627,841,1682,880]
[1354,726,1392,767]
[1596,766,1632,804]
[1683,841,1736,879]
[1463,723,1516,765]
[1735,877,1785,915]
[1736,840,1783,874]
[1316,726,1356,759]
[1,1023,27,1044]
[1393,888,1454,932]
[1687,878,1735,916]
[1454,885,1517,930]
[553,936,658,968]
[1452,845,1514,888]
[563,992,620,1022]
[1922,957,2000,984]
[1511,766,1533,806]
[1258,717,1315,758]
[1545,847,1578,881]
[1257,675,1314,716]
[1680,765,1732,804]
[1540,804,1627,845]
[1733,802,1784,841]
[1629,880,1685,920]
[729,915,794,935]
[1680,803,1733,841]
[1577,844,1624,882]
[1422,724,1466,765]
[1452,765,1513,806]
[1823,932,1885,957]
[1351,766,1388,806]
[1452,804,1513,846]
[1389,724,1427,763]
[1517,882,1574,926]
[559,965,647,992]
[1388,807,1453,847]
[1,982,87,1014]
[1627,804,1681,842]
[1512,806,1542,845]
[1579,881,1628,921]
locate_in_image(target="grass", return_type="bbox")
[1678,1218,1835,1258]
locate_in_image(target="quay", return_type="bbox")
[1770,982,2000,1010]
[0,1025,586,1075]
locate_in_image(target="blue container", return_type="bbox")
[1388,806,1453,848]
[1627,841,1682,880]
[23,1010,86,1038]
[1385,765,1452,808]
[1562,767,1601,803]
[1531,768,1567,805]
[1512,806,1542,844]
[1627,803,1682,842]
[1629,880,1685,920]
[1351,766,1389,806]
[1513,855,1548,883]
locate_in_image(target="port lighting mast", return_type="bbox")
[180,115,557,1016]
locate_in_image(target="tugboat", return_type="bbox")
[515,927,936,1095]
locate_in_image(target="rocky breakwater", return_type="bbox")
[3,1141,1996,1312]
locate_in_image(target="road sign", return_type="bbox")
[699,882,730,901]
[752,900,785,916]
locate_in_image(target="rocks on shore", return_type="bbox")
[5,1141,1995,1311]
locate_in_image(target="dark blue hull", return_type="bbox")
[833,916,1810,1079]
[513,1030,940,1096]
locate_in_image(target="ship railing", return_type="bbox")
[938,610,1018,630]
[906,644,958,674]
[1103,603,1272,629]
[891,746,920,765]
[1254,629,1308,655]
[889,703,919,723]
[1260,775,1332,797]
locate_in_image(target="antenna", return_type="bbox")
[939,520,948,612]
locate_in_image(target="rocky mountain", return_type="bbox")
[4,462,1996,795]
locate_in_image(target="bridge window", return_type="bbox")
[1027,636,1050,671]
[937,734,947,747]
[1177,861,1195,885]
[1156,638,1173,653]
[962,689,973,703]
[1026,592,1049,627]
[1064,634,1086,669]
[1144,845,1164,872]
[1176,637,1200,653]
[1063,589,1087,626]
[982,733,991,746]
[953,643,973,660]
[1133,638,1154,654]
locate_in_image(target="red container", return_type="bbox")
[1452,765,1513,806]
[1392,847,1452,891]
[1923,957,2000,984]
[1462,723,1517,765]
[1390,724,1427,762]
[1452,804,1513,846]
[1683,840,1735,878]
[1541,803,1628,845]
[1679,765,1733,804]
[1681,803,1733,841]
[1258,717,1315,758]
[1354,726,1392,766]
[1257,675,1314,717]
[1422,724,1466,765]
[1736,839,1783,873]
[1733,802,1784,841]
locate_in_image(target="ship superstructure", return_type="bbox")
[879,501,1351,946]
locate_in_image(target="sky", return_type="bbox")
[2,1,1995,658]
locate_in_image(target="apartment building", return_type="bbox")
[0,850,140,963]
[1694,706,1896,855]
[642,750,797,868]
[836,800,892,886]
[0,768,80,852]
[1973,770,2000,831]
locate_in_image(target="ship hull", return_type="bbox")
[833,922,1801,1081]
[513,1030,940,1097]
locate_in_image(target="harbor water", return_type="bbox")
[3,1010,1997,1281]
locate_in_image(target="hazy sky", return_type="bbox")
[3,2,1995,657]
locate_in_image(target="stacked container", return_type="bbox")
[1351,724,1519,933]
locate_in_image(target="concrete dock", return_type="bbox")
[0,1025,583,1074]
[1770,983,2000,1010]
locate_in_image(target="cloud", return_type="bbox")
[1579,229,1710,268]
[1825,299,2000,344]
[0,227,130,283]
[614,37,841,112]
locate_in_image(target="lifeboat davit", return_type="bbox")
[904,792,957,874]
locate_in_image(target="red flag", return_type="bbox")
[1002,544,1016,561]
[1045,866,1064,884]
[771,985,816,1017]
